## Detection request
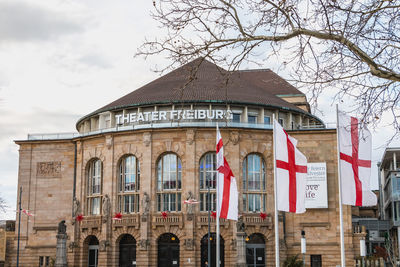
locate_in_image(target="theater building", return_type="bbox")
[12,59,363,267]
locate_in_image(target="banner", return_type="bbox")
[305,162,328,208]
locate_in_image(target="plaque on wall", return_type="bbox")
[36,162,61,178]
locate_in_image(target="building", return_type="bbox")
[11,58,363,267]
[0,221,15,267]
[379,147,400,261]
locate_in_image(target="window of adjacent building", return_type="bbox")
[157,153,182,212]
[310,255,322,267]
[199,152,217,212]
[118,155,140,213]
[242,154,266,212]
[278,118,284,126]
[232,113,241,123]
[87,159,102,215]
[264,116,271,125]
[248,115,257,124]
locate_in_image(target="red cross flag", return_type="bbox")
[216,125,238,220]
[338,112,377,206]
[274,119,308,213]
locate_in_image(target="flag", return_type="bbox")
[338,112,377,206]
[22,209,34,217]
[216,125,238,220]
[274,119,308,213]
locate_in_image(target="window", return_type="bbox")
[39,256,50,267]
[264,116,271,125]
[199,152,217,212]
[310,255,322,267]
[248,115,257,124]
[157,153,182,212]
[278,118,284,126]
[232,113,241,123]
[242,154,266,212]
[118,155,140,213]
[87,159,102,215]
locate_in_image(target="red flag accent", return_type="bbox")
[112,212,122,220]
[22,209,34,217]
[211,211,217,218]
[75,214,84,222]
[339,117,371,206]
[276,130,307,212]
[161,211,168,219]
[259,212,267,220]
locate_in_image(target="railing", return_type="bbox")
[26,121,332,141]
[197,214,229,229]
[80,216,102,230]
[152,213,184,229]
[355,258,385,266]
[113,214,140,229]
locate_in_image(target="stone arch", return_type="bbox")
[152,226,186,241]
[157,233,180,267]
[81,235,100,267]
[112,228,140,243]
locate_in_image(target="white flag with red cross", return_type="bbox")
[216,125,238,220]
[338,112,377,206]
[274,119,308,213]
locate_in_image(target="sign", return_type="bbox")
[116,109,233,125]
[305,162,328,208]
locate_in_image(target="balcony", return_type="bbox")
[152,213,184,230]
[80,216,102,231]
[196,214,230,229]
[113,214,140,230]
[243,213,273,231]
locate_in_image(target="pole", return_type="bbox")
[336,105,346,267]
[301,230,306,267]
[16,186,22,267]
[216,124,220,267]
[273,114,280,267]
[207,175,211,267]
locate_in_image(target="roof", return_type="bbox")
[77,58,316,126]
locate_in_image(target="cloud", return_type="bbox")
[0,1,83,43]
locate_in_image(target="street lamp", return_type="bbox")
[301,230,306,267]
[360,237,366,266]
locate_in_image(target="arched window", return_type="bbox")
[199,152,217,212]
[242,154,266,212]
[87,159,102,215]
[157,153,182,212]
[118,155,140,213]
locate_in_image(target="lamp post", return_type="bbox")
[16,186,22,267]
[301,230,306,267]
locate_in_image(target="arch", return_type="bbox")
[200,233,225,267]
[246,233,266,267]
[83,235,99,267]
[119,234,137,267]
[157,233,180,267]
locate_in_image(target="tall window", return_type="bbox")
[242,154,266,212]
[157,153,182,212]
[199,152,217,212]
[118,155,140,213]
[87,159,102,215]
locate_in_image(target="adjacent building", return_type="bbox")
[10,59,364,267]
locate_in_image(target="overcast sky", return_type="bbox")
[0,0,398,220]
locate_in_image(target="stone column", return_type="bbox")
[55,233,68,267]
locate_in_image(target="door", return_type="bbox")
[158,233,180,267]
[200,233,225,267]
[88,245,98,267]
[119,234,137,267]
[246,244,265,267]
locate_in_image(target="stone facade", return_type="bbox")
[10,127,362,267]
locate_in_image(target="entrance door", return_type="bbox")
[200,233,225,267]
[88,245,98,267]
[158,233,180,267]
[246,233,265,267]
[119,234,137,267]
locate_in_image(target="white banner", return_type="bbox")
[305,162,328,208]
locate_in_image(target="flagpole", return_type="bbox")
[336,104,346,267]
[216,124,220,267]
[273,114,280,267]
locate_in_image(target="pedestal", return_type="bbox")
[55,233,68,267]
[236,232,247,267]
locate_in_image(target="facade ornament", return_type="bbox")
[186,129,196,145]
[229,131,240,145]
[102,194,111,223]
[139,239,150,250]
[142,192,150,216]
[236,215,245,233]
[143,132,151,147]
[184,239,194,250]
[99,240,110,251]
[105,135,113,149]
[185,191,194,215]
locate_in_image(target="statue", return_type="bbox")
[186,191,194,214]
[58,220,67,235]
[236,216,245,232]
[102,194,111,223]
[72,197,80,218]
[142,192,150,215]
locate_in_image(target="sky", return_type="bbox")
[0,0,398,220]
